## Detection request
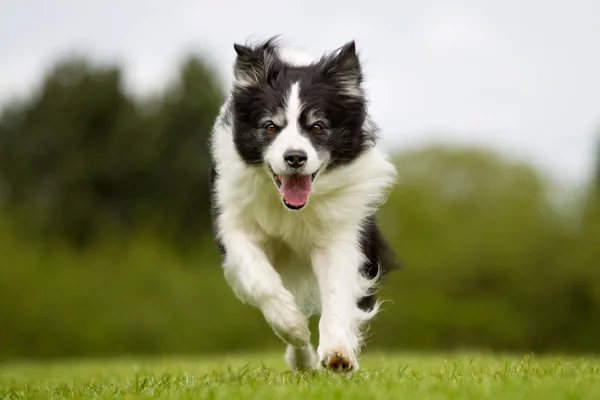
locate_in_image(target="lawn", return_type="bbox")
[1,352,599,399]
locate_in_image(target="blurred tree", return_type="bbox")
[0,58,139,245]
[141,57,225,245]
[375,146,581,352]
[0,55,224,247]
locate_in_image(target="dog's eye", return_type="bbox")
[265,123,278,133]
[310,123,324,133]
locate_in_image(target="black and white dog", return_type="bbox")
[209,37,399,373]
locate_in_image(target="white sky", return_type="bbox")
[1,0,599,183]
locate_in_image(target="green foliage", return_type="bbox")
[0,55,223,247]
[2,354,600,399]
[373,147,600,353]
[0,228,280,359]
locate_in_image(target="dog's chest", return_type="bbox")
[254,201,327,253]
[244,178,325,248]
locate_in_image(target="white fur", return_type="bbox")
[211,64,396,373]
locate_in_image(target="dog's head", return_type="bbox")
[230,38,374,210]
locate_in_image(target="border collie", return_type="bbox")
[209,37,399,373]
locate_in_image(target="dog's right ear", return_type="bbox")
[233,43,254,58]
[233,40,278,87]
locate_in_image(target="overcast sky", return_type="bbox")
[1,0,599,183]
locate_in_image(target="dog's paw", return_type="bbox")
[261,292,310,348]
[318,346,358,373]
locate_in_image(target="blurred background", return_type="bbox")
[1,0,599,361]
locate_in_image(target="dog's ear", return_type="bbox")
[233,43,255,58]
[320,41,363,94]
[233,39,279,87]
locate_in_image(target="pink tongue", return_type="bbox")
[281,175,312,207]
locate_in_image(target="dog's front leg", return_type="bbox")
[312,237,365,373]
[221,230,310,348]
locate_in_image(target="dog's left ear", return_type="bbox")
[320,41,363,91]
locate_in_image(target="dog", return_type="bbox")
[209,37,399,373]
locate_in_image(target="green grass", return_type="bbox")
[1,352,599,399]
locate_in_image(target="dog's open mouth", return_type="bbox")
[272,171,318,210]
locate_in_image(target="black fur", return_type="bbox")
[358,214,401,311]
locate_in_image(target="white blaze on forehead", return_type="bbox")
[276,82,306,154]
[285,82,303,129]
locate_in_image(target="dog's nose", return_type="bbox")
[284,149,307,168]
